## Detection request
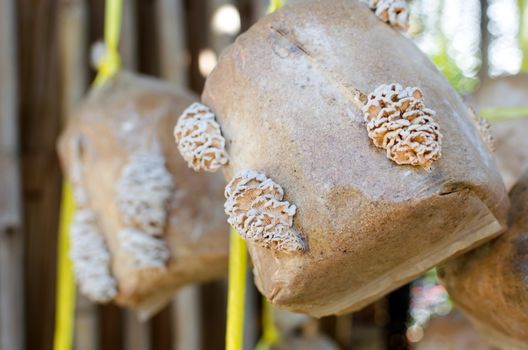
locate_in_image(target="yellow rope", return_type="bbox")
[480,106,528,121]
[519,0,528,71]
[54,1,123,350]
[53,183,76,350]
[94,0,123,85]
[267,0,284,14]
[226,227,248,350]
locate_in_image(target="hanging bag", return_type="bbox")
[58,72,229,318]
[175,0,509,316]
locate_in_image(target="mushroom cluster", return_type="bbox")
[363,83,442,167]
[116,151,172,268]
[224,169,304,252]
[70,209,117,302]
[67,135,117,302]
[174,102,229,172]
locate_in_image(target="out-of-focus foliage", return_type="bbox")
[409,269,452,329]
[410,0,481,93]
[410,0,526,92]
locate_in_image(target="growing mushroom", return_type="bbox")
[174,0,508,317]
[58,72,228,317]
[438,170,528,349]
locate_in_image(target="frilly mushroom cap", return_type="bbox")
[362,0,410,30]
[174,102,229,172]
[363,83,442,168]
[438,171,528,349]
[116,151,174,238]
[202,0,508,316]
[57,72,229,316]
[70,209,117,302]
[224,169,304,252]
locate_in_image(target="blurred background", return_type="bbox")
[0,0,526,349]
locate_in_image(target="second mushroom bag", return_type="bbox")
[175,0,509,316]
[439,171,528,349]
[470,74,528,190]
[58,72,228,317]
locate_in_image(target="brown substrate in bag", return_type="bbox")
[439,172,528,349]
[202,0,509,316]
[58,72,228,317]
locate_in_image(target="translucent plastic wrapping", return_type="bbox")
[58,72,228,318]
[435,76,528,348]
[470,75,528,190]
[439,171,528,349]
[200,0,509,316]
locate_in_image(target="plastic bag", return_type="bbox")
[470,75,528,190]
[180,0,509,316]
[439,171,528,348]
[58,72,228,318]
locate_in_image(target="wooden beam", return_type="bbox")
[0,0,24,349]
[0,0,22,231]
[480,0,490,81]
[18,0,63,348]
[173,286,202,350]
[157,0,188,86]
[124,311,150,350]
[121,0,138,70]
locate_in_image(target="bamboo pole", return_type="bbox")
[125,311,150,350]
[480,0,490,81]
[208,0,238,55]
[172,286,201,350]
[57,1,91,350]
[155,2,202,348]
[121,0,137,70]
[157,0,188,86]
[252,0,268,21]
[0,0,24,349]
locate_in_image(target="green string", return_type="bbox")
[267,0,284,14]
[480,106,528,122]
[519,0,528,71]
[94,0,123,85]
